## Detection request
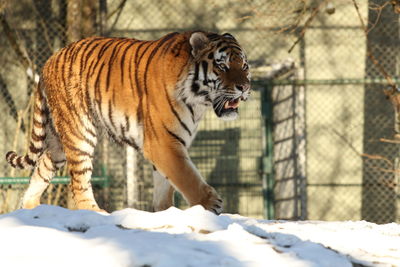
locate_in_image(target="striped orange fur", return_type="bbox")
[6,31,251,213]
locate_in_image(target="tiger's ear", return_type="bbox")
[189,32,209,57]
[223,33,237,41]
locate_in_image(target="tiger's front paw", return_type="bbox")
[197,184,223,215]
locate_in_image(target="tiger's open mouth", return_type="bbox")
[224,98,240,110]
[213,96,245,121]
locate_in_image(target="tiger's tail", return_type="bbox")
[6,82,47,169]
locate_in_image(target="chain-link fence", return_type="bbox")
[0,0,399,223]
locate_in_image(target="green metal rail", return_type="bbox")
[0,176,109,187]
[0,165,110,187]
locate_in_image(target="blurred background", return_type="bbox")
[0,0,399,223]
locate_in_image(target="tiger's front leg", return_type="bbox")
[145,141,223,214]
[152,168,175,211]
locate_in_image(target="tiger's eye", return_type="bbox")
[218,64,228,72]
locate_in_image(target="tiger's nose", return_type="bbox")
[236,84,250,92]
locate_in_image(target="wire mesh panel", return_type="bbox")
[1,0,400,223]
[0,0,109,212]
[271,70,307,221]
[301,1,400,223]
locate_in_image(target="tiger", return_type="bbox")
[5,31,251,214]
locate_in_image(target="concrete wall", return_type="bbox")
[304,2,367,220]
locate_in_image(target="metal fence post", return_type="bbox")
[261,82,274,219]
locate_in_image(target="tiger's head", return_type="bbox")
[185,31,251,121]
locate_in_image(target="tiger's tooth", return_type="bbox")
[224,99,240,109]
[224,101,230,109]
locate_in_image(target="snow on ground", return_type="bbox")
[0,205,399,267]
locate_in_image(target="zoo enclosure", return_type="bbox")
[0,0,399,223]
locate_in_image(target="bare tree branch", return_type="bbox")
[0,12,33,71]
[288,0,329,53]
[352,0,396,93]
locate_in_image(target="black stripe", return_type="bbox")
[97,39,116,59]
[164,125,186,147]
[94,63,106,114]
[165,94,191,136]
[155,40,191,134]
[143,33,178,94]
[216,41,224,48]
[83,41,102,73]
[33,108,47,119]
[186,103,195,123]
[206,33,220,40]
[37,167,49,183]
[67,46,76,80]
[201,61,208,85]
[191,83,200,93]
[6,151,15,161]
[29,143,43,153]
[73,38,95,63]
[125,115,130,132]
[57,57,89,132]
[193,63,200,80]
[62,129,93,151]
[63,142,93,158]
[33,118,43,128]
[7,152,17,165]
[141,34,177,138]
[219,46,229,52]
[53,159,66,165]
[68,158,88,166]
[24,155,35,166]
[197,90,209,97]
[85,54,97,83]
[71,167,93,176]
[136,42,155,134]
[191,63,200,93]
[83,136,96,149]
[53,50,62,88]
[123,137,140,150]
[105,128,123,145]
[31,132,45,142]
[131,42,147,98]
[105,40,126,92]
[86,127,96,138]
[108,99,117,131]
[43,158,56,172]
[120,41,138,84]
[143,35,177,138]
[134,42,152,126]
[60,47,69,88]
[55,97,86,141]
[16,156,24,169]
[120,124,126,137]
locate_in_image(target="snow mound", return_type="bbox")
[0,205,399,267]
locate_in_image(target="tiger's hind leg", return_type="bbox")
[57,118,102,211]
[22,151,57,209]
[152,167,175,212]
[21,127,66,209]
